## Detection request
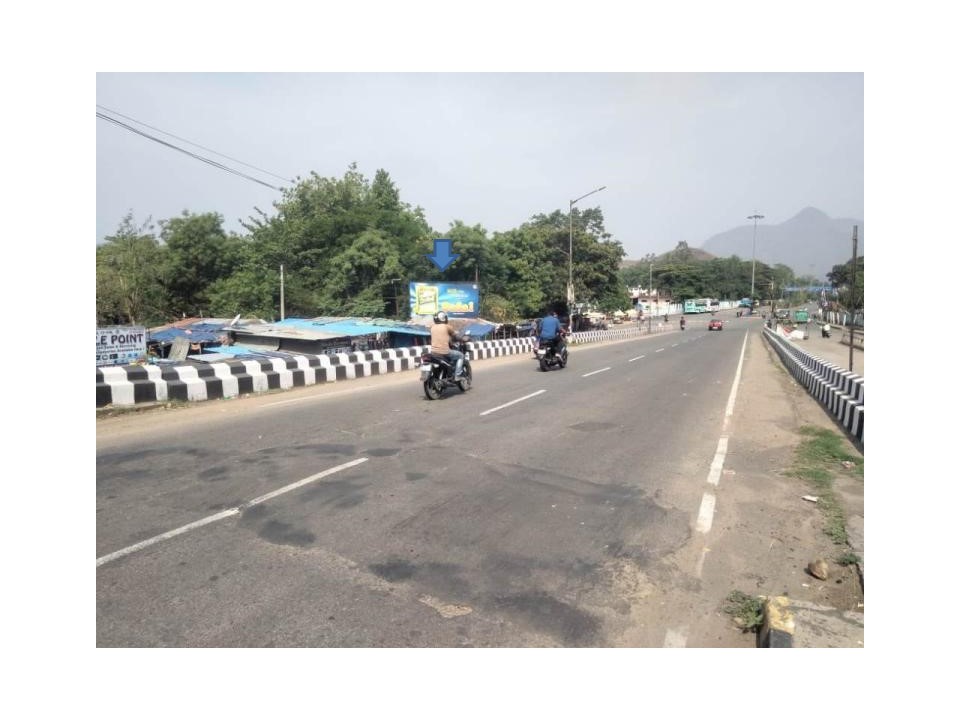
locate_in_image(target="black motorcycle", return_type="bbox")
[535,337,568,371]
[821,326,831,338]
[419,340,473,400]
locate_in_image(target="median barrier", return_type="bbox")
[763,327,864,444]
[97,326,667,408]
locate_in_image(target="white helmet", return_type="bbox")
[433,311,448,324]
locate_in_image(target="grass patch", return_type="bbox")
[837,552,860,566]
[722,590,765,632]
[786,426,863,545]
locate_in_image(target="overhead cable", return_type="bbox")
[96,111,286,191]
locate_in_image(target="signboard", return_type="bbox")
[96,325,146,367]
[408,282,480,319]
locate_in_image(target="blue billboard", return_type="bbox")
[409,282,480,319]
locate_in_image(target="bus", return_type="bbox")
[683,298,710,314]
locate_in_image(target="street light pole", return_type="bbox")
[748,213,764,307]
[648,261,653,334]
[568,185,606,326]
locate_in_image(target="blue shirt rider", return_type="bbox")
[539,311,566,355]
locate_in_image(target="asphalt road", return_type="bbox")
[97,314,757,647]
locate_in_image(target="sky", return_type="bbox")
[96,72,863,259]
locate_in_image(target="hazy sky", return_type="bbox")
[96,72,863,259]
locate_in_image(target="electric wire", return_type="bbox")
[97,104,294,184]
[96,111,286,191]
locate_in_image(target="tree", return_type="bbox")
[96,213,167,325]
[827,256,864,313]
[159,211,242,318]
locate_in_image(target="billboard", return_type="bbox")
[97,325,146,367]
[409,282,480,319]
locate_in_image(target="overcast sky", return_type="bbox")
[96,72,863,259]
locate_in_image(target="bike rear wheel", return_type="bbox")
[457,364,472,392]
[423,376,443,400]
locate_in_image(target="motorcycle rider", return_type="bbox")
[429,311,464,377]
[822,322,831,338]
[680,316,686,330]
[539,309,566,358]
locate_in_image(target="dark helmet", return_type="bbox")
[433,311,448,324]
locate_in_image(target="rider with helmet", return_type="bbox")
[429,311,465,377]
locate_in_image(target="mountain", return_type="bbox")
[699,207,863,279]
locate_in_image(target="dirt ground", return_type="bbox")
[718,330,865,617]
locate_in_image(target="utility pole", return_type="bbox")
[748,213,764,304]
[648,262,653,334]
[849,226,857,372]
[280,264,285,321]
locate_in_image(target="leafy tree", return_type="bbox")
[159,211,242,318]
[828,256,864,311]
[317,229,404,316]
[481,293,518,323]
[96,213,167,325]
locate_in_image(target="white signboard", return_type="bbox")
[96,326,146,367]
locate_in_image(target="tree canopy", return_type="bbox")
[97,165,863,327]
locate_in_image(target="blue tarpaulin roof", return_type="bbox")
[460,320,497,337]
[149,322,228,344]
[274,317,430,337]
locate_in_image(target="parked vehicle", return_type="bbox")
[708,318,723,331]
[419,339,473,399]
[536,337,568,371]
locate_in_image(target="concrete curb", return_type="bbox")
[760,596,864,648]
[762,327,864,445]
[759,596,795,647]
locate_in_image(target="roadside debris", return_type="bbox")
[801,495,819,503]
[807,559,830,580]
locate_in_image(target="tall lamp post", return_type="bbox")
[648,262,653,333]
[748,213,764,307]
[568,185,606,326]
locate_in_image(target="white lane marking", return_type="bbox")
[671,343,679,348]
[696,492,716,534]
[96,458,369,568]
[695,334,749,538]
[723,332,749,432]
[479,389,545,416]
[655,348,665,353]
[628,355,646,362]
[695,547,710,579]
[664,627,688,648]
[706,437,729,486]
[582,367,611,377]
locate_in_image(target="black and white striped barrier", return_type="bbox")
[96,348,428,408]
[97,327,664,408]
[762,327,864,444]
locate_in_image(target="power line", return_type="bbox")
[96,110,287,191]
[97,104,294,184]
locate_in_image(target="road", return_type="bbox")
[96,314,771,647]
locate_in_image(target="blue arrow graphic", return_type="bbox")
[426,238,460,271]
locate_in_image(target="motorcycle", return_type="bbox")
[536,337,568,371]
[419,339,473,400]
[821,326,831,338]
[680,318,686,331]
